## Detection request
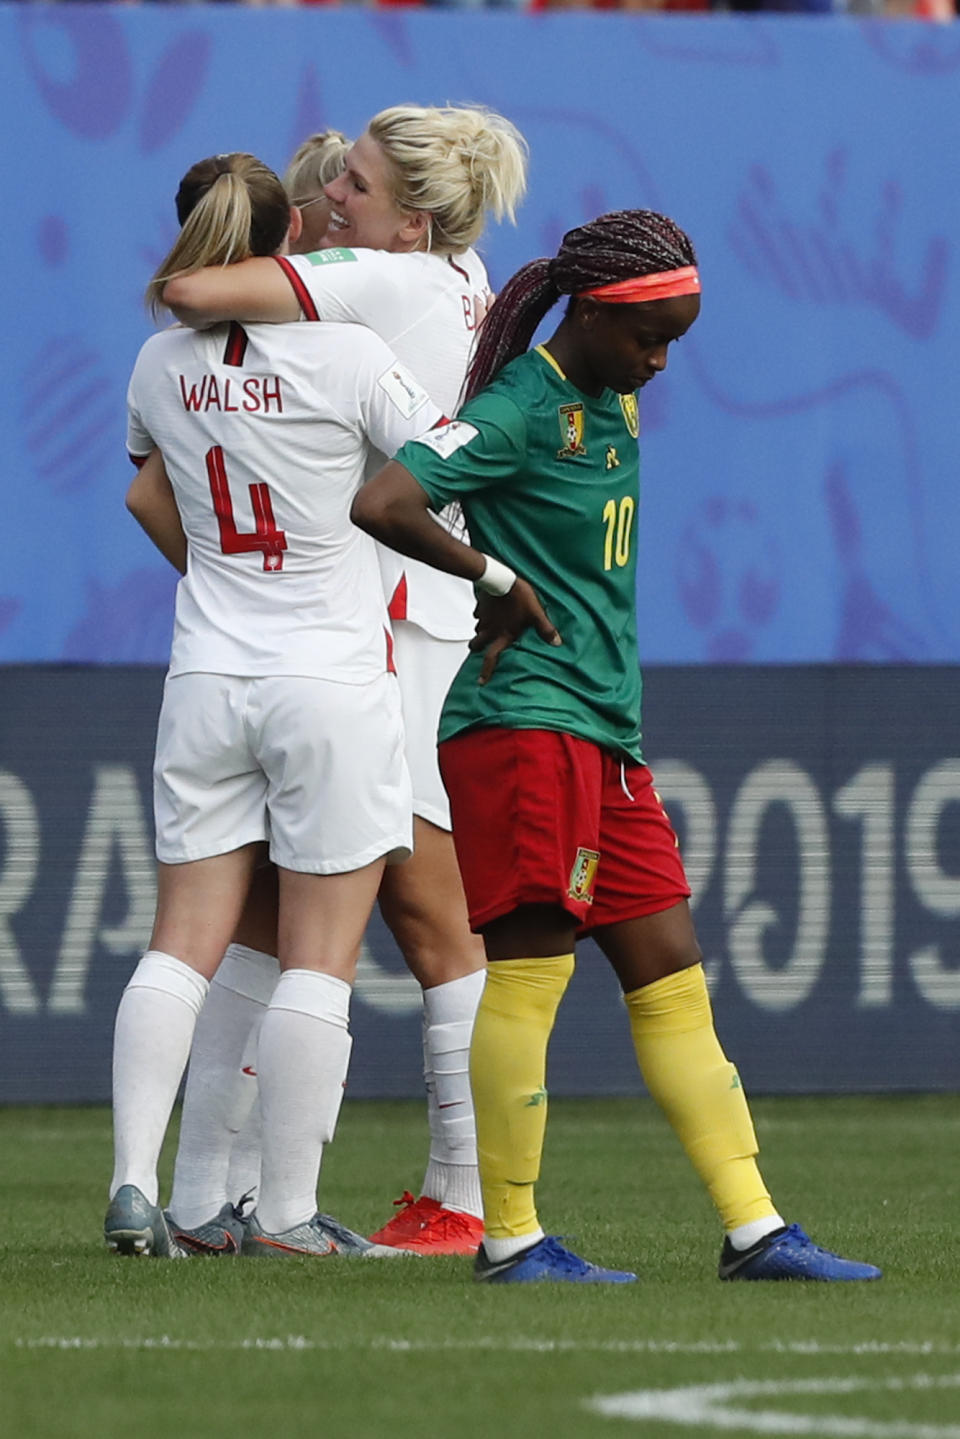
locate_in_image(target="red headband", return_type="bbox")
[578,265,701,304]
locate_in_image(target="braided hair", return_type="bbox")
[464,209,696,403]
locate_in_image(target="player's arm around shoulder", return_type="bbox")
[163,256,300,328]
[284,246,407,327]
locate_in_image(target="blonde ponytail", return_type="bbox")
[146,153,290,316]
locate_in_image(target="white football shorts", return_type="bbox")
[392,620,468,831]
[153,671,412,873]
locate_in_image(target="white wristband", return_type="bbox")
[475,553,517,597]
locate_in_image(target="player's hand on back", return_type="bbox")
[470,579,561,686]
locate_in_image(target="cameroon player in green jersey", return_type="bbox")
[353,210,882,1287]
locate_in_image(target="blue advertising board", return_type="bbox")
[1,10,959,666]
[1,665,956,1102]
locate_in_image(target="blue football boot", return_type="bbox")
[719,1223,882,1281]
[475,1235,636,1284]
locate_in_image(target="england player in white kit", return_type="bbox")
[273,241,489,822]
[105,152,441,1261]
[159,107,528,1256]
[131,314,428,876]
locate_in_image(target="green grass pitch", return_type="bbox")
[2,1095,959,1438]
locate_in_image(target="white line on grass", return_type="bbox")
[587,1373,960,1437]
[14,1338,960,1357]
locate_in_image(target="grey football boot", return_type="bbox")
[242,1210,413,1258]
[314,1212,415,1257]
[104,1184,188,1258]
[165,1198,251,1257]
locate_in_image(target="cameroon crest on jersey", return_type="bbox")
[568,846,600,904]
[556,403,587,458]
[619,393,639,438]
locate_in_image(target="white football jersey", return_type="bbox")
[277,246,493,640]
[127,320,440,682]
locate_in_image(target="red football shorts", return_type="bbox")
[438,727,691,933]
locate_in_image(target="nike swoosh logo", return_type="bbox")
[253,1236,337,1257]
[177,1233,239,1256]
[477,1252,520,1278]
[241,1066,257,1077]
[438,1101,463,1110]
[717,1250,756,1279]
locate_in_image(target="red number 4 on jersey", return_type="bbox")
[205,445,287,572]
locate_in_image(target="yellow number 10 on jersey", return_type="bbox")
[602,495,636,571]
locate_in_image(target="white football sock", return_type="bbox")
[727,1215,786,1251]
[255,969,353,1236]
[168,944,278,1229]
[420,970,485,1218]
[481,1230,545,1263]
[224,1021,265,1206]
[110,951,209,1206]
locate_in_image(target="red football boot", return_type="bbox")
[369,1192,442,1246]
[399,1206,484,1255]
[370,1192,483,1253]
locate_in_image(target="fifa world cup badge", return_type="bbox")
[556,403,587,458]
[568,846,600,904]
[619,393,639,438]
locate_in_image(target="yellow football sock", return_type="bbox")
[625,963,778,1232]
[470,954,575,1239]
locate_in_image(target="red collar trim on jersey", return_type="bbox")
[273,255,320,320]
[578,266,700,304]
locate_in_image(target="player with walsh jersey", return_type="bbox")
[158,106,529,1257]
[106,152,441,1263]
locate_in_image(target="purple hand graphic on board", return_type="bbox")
[677,496,780,661]
[729,152,949,340]
[683,341,953,659]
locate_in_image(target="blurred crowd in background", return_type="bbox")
[9,0,958,19]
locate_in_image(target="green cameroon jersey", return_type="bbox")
[395,345,646,761]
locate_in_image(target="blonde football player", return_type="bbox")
[150,106,529,1256]
[106,152,441,1259]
